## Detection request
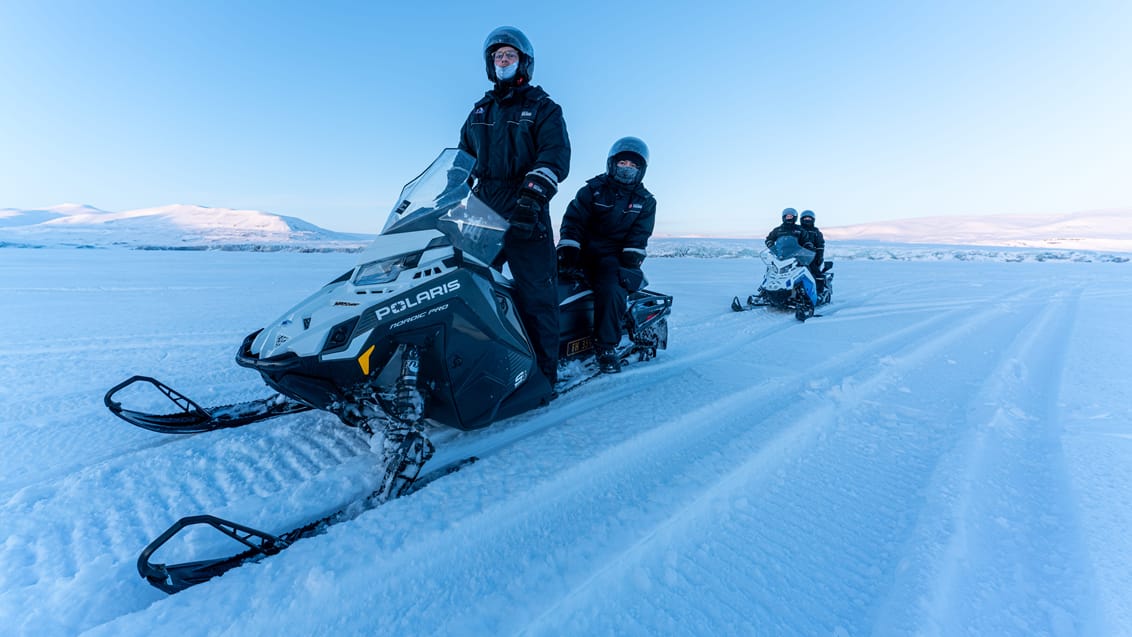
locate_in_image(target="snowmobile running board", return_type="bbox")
[138,456,479,594]
[104,375,313,434]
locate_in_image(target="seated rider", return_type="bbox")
[798,209,827,295]
[557,136,657,374]
[765,207,803,249]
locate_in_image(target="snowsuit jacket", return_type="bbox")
[765,222,803,248]
[800,225,825,252]
[458,83,571,220]
[558,175,656,260]
[801,225,826,271]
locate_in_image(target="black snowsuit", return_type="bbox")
[799,222,826,291]
[459,82,570,385]
[766,219,827,294]
[765,220,803,248]
[559,175,656,348]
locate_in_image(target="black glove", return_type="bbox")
[557,244,580,273]
[520,169,557,204]
[802,241,816,250]
[510,196,542,239]
[619,250,645,269]
[510,169,558,239]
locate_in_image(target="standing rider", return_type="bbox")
[557,137,656,374]
[458,26,571,390]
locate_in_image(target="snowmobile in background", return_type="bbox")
[104,148,671,593]
[731,235,833,321]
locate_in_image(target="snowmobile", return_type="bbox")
[731,235,833,321]
[104,148,672,593]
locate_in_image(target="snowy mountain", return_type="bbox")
[0,203,373,251]
[1,248,1128,636]
[822,208,1132,253]
[3,204,1130,257]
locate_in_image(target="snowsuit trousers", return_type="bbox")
[586,255,630,349]
[808,250,825,293]
[501,223,560,386]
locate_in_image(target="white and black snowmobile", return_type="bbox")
[731,235,833,321]
[104,148,672,593]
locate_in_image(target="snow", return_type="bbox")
[0,204,372,250]
[821,209,1132,254]
[1,238,1130,636]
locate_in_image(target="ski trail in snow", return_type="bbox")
[509,282,1069,635]
[876,287,1103,636]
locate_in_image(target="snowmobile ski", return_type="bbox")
[730,295,770,312]
[104,375,312,434]
[137,455,479,594]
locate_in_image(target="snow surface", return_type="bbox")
[1,243,1130,636]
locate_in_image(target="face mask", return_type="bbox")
[495,63,518,81]
[613,165,639,184]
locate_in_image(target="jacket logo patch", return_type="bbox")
[473,107,485,115]
[521,110,533,117]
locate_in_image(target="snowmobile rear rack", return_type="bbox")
[104,375,313,434]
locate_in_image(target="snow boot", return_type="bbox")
[596,346,621,374]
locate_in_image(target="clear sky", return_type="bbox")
[2,1,1130,236]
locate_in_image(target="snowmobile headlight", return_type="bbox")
[355,252,421,286]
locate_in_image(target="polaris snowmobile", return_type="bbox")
[731,235,833,321]
[104,148,672,592]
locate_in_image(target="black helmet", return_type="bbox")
[606,136,649,184]
[483,26,534,84]
[781,207,798,223]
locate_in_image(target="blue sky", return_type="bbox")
[2,1,1130,236]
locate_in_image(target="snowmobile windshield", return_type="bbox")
[770,236,816,265]
[377,148,507,265]
[435,196,507,266]
[380,148,477,235]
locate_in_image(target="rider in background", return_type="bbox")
[557,137,656,374]
[765,207,803,248]
[798,209,827,296]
